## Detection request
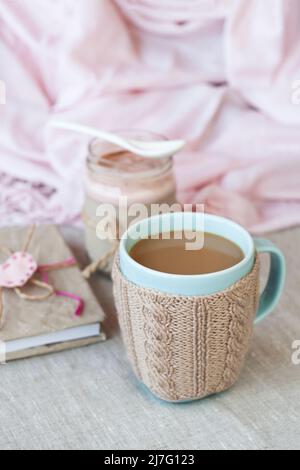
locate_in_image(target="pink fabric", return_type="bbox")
[1,0,300,233]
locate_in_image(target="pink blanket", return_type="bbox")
[1,0,300,233]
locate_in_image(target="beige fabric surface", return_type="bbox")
[0,226,299,450]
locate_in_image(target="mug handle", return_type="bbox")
[254,238,286,324]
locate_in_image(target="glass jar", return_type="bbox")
[83,130,177,273]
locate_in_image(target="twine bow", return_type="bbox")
[0,225,84,330]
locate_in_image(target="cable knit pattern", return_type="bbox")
[114,278,141,379]
[142,295,177,400]
[112,256,260,402]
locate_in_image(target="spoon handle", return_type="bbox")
[49,120,185,158]
[49,120,131,150]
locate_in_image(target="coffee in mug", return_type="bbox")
[129,231,244,275]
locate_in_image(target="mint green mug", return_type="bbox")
[115,212,286,401]
[119,212,285,323]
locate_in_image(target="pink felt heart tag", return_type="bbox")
[0,252,38,288]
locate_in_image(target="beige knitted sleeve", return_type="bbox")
[112,256,260,402]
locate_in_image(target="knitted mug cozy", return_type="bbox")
[112,255,260,402]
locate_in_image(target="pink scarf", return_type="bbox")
[0,0,299,233]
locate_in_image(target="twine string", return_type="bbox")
[81,210,120,278]
[14,279,54,301]
[82,241,119,278]
[22,224,36,252]
[0,226,83,329]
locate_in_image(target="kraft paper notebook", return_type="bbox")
[0,225,105,361]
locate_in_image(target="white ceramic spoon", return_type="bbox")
[49,120,185,158]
